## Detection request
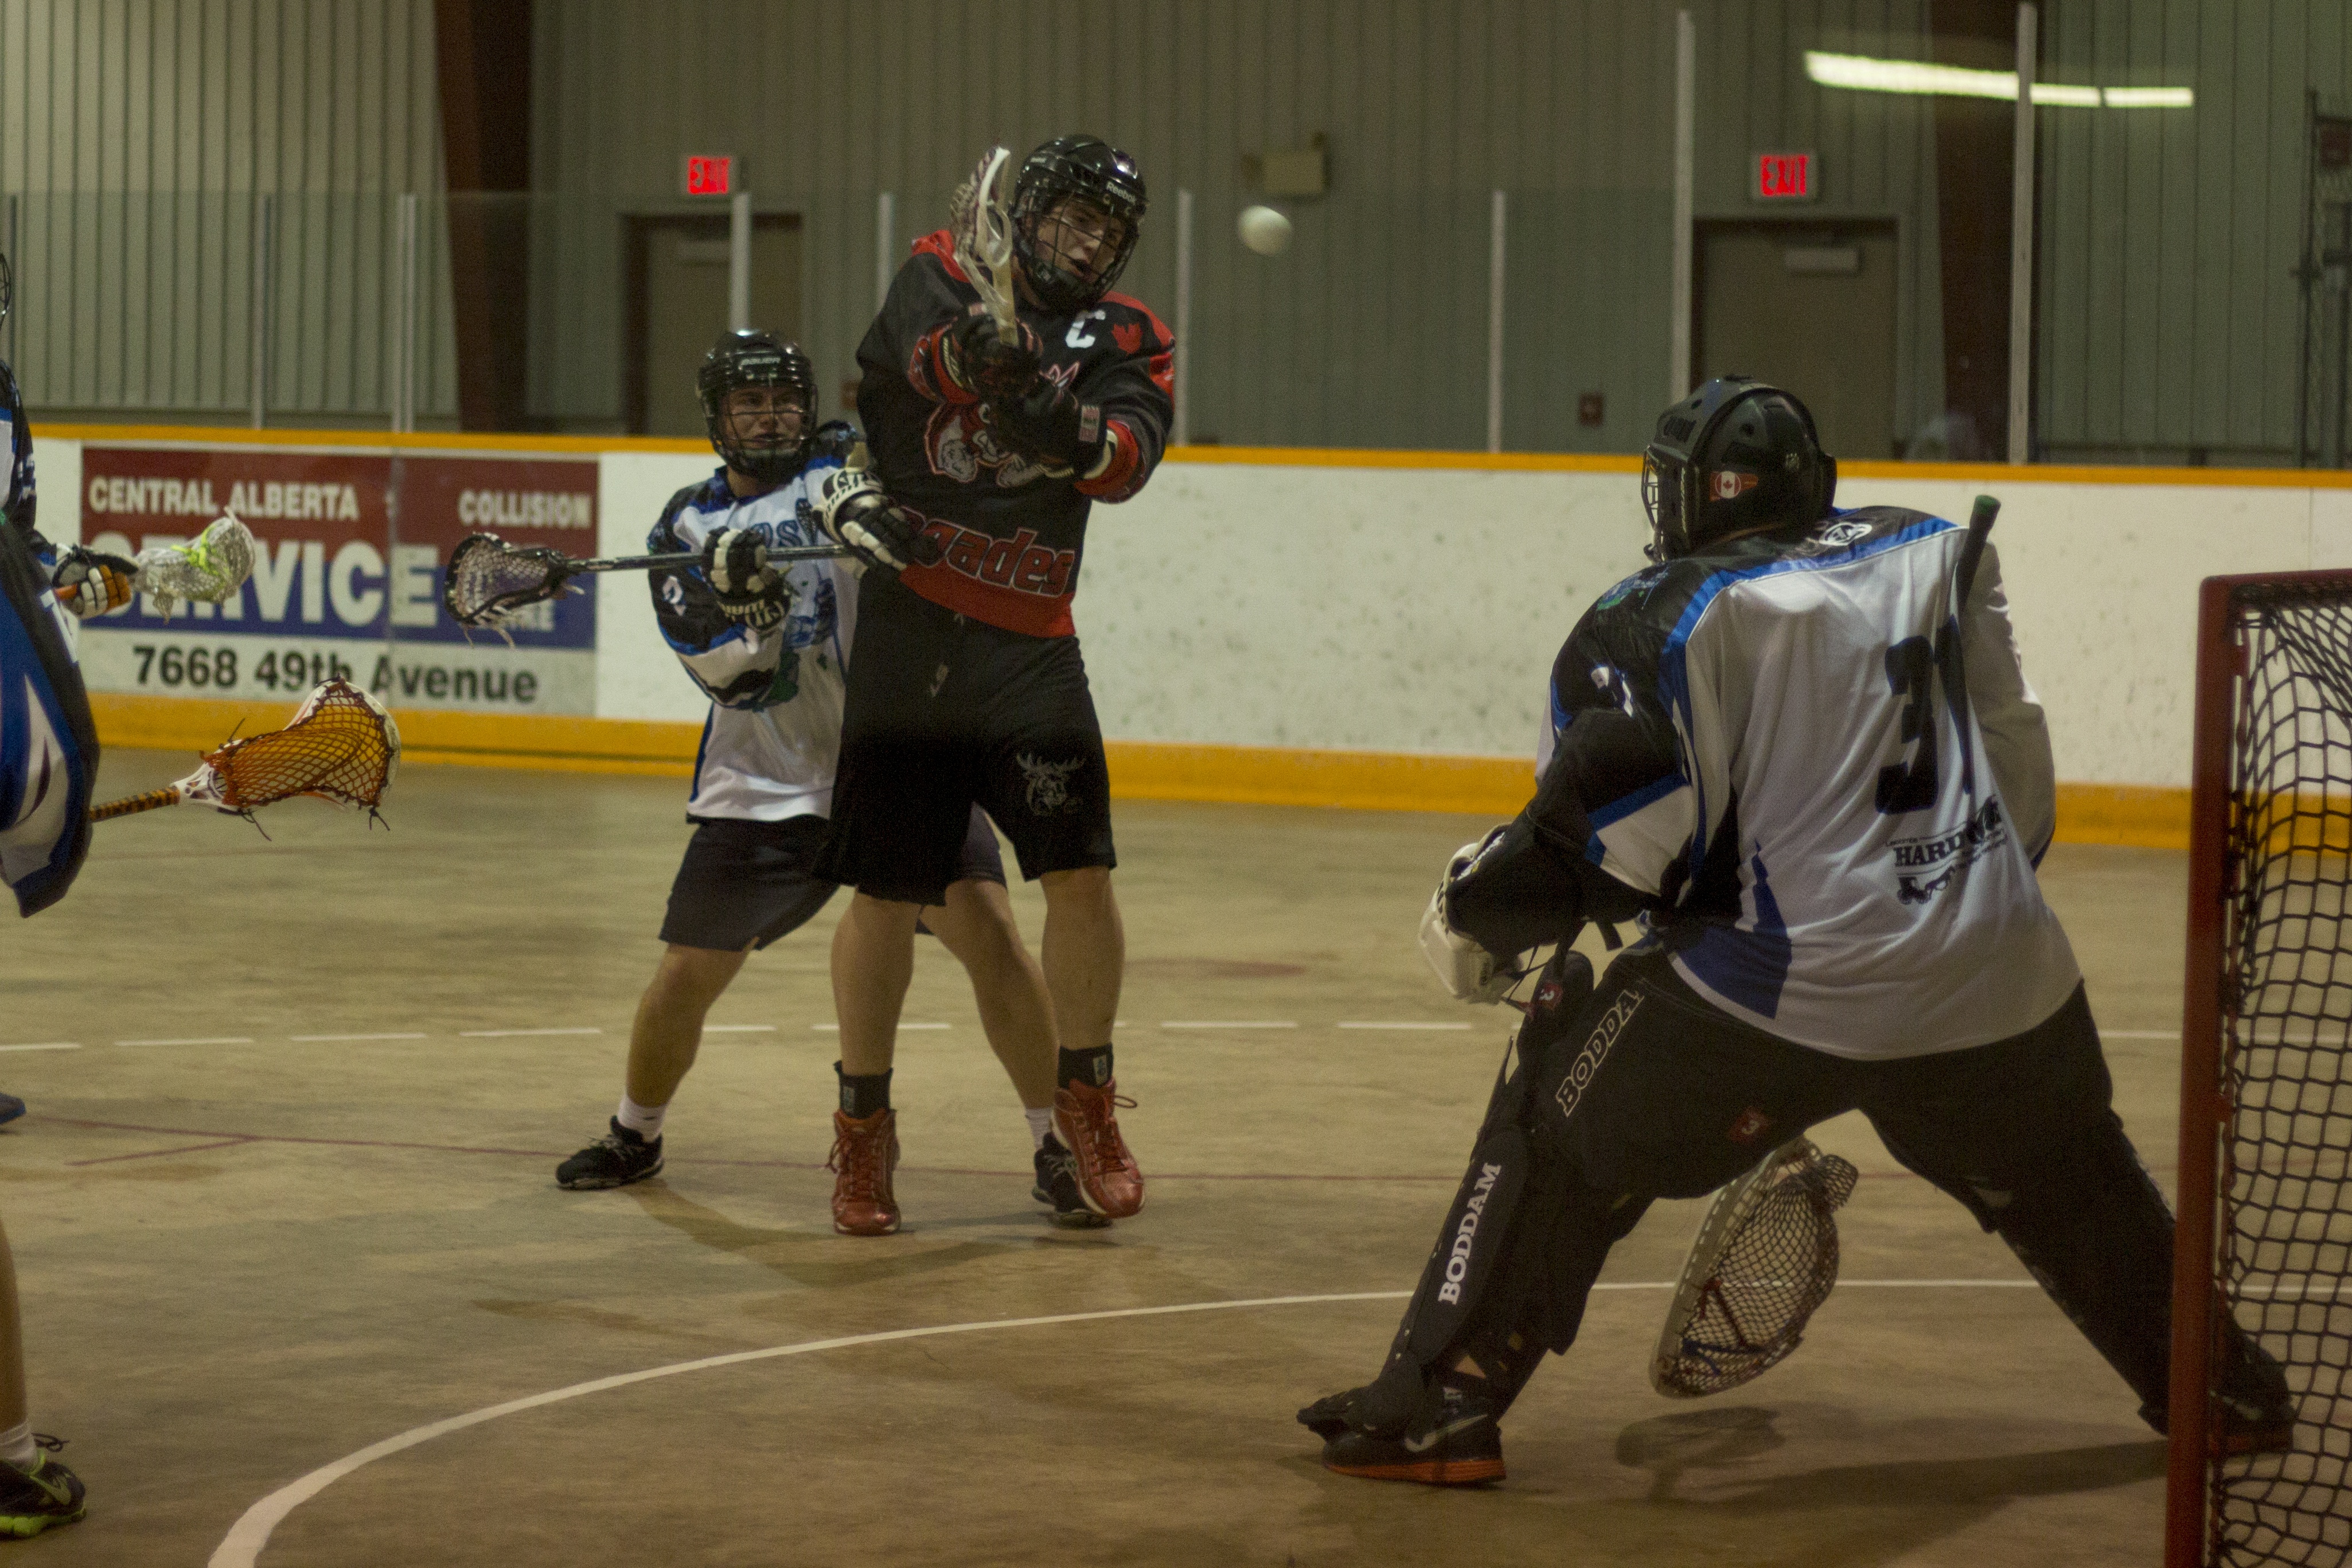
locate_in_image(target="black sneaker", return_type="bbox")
[1320,1382,1505,1486]
[1033,1134,1111,1229]
[0,1437,85,1537]
[555,1119,664,1190]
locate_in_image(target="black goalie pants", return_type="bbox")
[1468,943,2178,1413]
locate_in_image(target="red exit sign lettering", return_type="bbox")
[1752,152,1819,202]
[682,155,734,197]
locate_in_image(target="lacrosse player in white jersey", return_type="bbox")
[555,329,1101,1234]
[1298,377,2295,1484]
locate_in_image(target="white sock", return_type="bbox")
[616,1095,667,1143]
[0,1421,33,1472]
[1024,1106,1053,1150]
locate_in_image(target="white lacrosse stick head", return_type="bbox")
[950,145,1020,342]
[136,512,257,614]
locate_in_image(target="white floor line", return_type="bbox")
[1161,1020,1298,1029]
[116,1036,253,1047]
[1335,1021,1475,1031]
[701,1025,776,1034]
[806,1023,949,1032]
[457,1028,602,1039]
[0,1043,79,1052]
[287,1033,427,1043]
[2103,1029,2181,1039]
[206,1277,2045,1568]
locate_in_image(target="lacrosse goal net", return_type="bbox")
[2170,571,2352,1568]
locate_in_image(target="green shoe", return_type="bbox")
[0,1437,86,1536]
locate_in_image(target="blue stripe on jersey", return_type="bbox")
[1656,513,1956,882]
[1581,771,1688,865]
[662,617,747,658]
[1680,851,1796,1017]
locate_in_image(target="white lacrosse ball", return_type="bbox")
[1237,205,1293,256]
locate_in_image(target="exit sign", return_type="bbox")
[1752,152,1818,201]
[683,154,735,197]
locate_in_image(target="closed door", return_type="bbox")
[1694,223,1899,461]
[628,214,803,435]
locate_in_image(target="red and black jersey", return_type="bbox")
[856,229,1173,638]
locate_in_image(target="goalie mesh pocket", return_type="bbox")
[1652,1142,1860,1398]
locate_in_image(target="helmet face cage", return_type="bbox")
[1012,136,1146,313]
[1641,379,1832,560]
[697,331,816,486]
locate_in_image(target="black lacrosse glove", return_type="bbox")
[49,545,139,619]
[988,381,1100,471]
[947,306,1042,401]
[700,525,789,630]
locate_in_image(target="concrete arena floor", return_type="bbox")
[0,751,2198,1566]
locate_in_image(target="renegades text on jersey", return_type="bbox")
[856,229,1173,638]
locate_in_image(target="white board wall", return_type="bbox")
[34,430,2346,790]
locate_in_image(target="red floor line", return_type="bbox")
[65,1136,259,1167]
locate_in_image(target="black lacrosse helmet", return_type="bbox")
[1640,377,1836,561]
[1012,135,1148,313]
[697,329,818,486]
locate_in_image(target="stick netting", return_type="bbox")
[206,678,398,814]
[1652,1140,1859,1398]
[2212,583,2352,1566]
[443,532,572,630]
[135,513,254,613]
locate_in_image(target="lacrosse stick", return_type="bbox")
[950,145,1021,344]
[442,531,851,631]
[118,512,257,614]
[89,677,399,824]
[1650,1136,1859,1398]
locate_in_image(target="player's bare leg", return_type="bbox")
[922,880,1058,1107]
[1039,866,1142,1217]
[0,1218,83,1534]
[827,892,921,1234]
[925,879,1110,1228]
[558,943,747,1191]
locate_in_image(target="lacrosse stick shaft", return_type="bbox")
[565,544,855,574]
[89,786,184,821]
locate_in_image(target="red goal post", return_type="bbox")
[2168,569,2352,1568]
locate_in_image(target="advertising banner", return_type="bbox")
[75,446,599,714]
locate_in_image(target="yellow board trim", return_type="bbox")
[85,693,2188,848]
[32,422,2352,490]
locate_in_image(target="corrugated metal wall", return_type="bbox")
[2036,0,2352,463]
[528,0,1950,452]
[0,0,455,422]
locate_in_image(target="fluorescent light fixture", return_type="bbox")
[1803,50,2191,108]
[2102,85,2195,108]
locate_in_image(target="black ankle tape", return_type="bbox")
[1059,1044,1113,1089]
[835,1063,892,1118]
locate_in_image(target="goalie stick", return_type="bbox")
[1651,1136,1859,1398]
[442,531,851,631]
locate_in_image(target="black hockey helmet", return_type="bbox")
[1640,377,1836,561]
[1012,135,1147,313]
[697,329,817,485]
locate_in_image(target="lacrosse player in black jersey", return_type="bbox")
[555,330,1104,1234]
[808,136,1172,1227]
[1298,378,2296,1485]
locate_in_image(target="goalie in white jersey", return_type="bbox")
[555,331,1098,1235]
[1300,377,2294,1484]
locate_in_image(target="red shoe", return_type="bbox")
[828,1108,900,1235]
[1052,1078,1143,1219]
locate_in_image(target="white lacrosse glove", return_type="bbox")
[49,547,138,618]
[813,469,943,574]
[1418,829,1521,1004]
[701,526,788,629]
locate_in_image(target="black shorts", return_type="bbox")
[1535,942,2116,1208]
[817,570,1115,906]
[660,808,1006,953]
